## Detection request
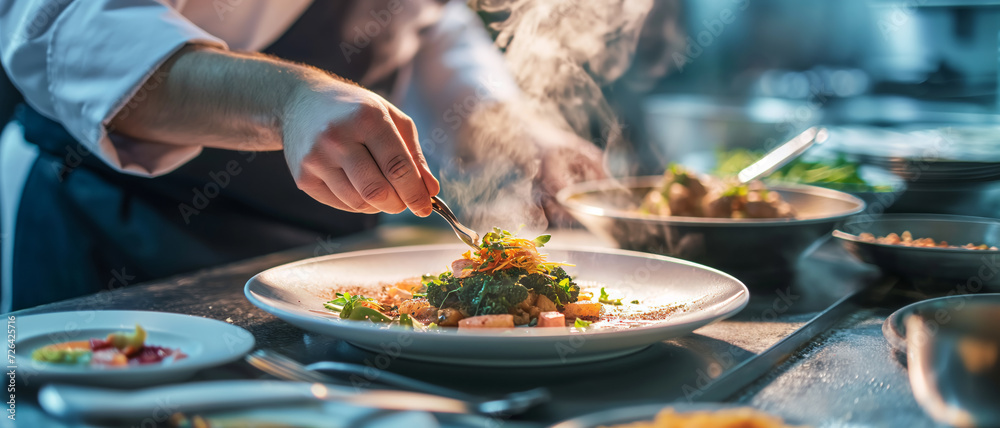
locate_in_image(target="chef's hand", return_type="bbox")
[282,80,439,216]
[530,126,607,226]
[110,45,439,217]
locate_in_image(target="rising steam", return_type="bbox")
[443,0,653,232]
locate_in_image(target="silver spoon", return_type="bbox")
[736,126,829,184]
[430,196,480,250]
[246,350,550,416]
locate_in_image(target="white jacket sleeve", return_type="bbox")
[400,0,520,162]
[0,0,227,176]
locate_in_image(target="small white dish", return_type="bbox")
[245,244,749,367]
[17,310,255,387]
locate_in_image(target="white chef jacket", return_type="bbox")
[0,0,520,312]
[0,0,518,177]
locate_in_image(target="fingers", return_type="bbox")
[295,172,380,214]
[286,87,438,217]
[299,103,434,215]
[315,165,383,214]
[362,105,434,217]
[386,106,441,198]
[316,140,409,214]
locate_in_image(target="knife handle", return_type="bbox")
[40,380,324,422]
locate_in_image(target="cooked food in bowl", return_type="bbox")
[639,165,795,219]
[321,229,687,330]
[602,407,803,428]
[858,231,997,250]
[833,214,1000,293]
[557,176,865,287]
[31,324,186,367]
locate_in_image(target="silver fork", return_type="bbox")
[246,350,550,416]
[430,196,480,250]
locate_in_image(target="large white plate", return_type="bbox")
[245,244,748,366]
[17,311,255,387]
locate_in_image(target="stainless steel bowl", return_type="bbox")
[556,176,866,287]
[834,214,1000,293]
[883,293,1000,358]
[902,299,1000,427]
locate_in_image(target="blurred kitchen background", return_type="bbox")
[4,0,1000,218]
[594,0,1000,218]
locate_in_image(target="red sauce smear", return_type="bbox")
[88,338,186,365]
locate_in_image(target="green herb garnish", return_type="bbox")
[532,234,551,247]
[398,313,414,329]
[424,229,579,317]
[598,287,622,306]
[324,293,390,323]
[713,149,888,191]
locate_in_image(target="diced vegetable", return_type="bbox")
[458,314,514,329]
[563,301,602,320]
[537,312,565,327]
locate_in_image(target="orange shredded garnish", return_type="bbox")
[461,231,573,275]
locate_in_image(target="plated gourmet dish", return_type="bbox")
[858,231,998,250]
[31,324,186,367]
[639,165,795,219]
[321,229,687,330]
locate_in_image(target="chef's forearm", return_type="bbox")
[110,44,326,151]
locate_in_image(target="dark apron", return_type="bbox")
[9,1,396,310]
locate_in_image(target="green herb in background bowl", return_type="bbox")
[713,149,892,193]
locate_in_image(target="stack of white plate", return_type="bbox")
[828,125,1000,185]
